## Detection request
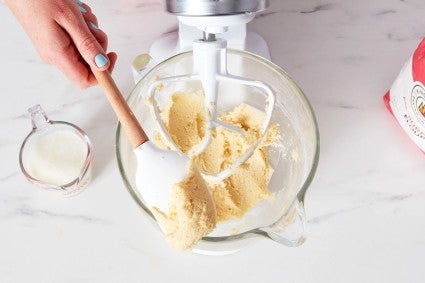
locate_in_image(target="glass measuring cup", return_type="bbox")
[19,105,93,197]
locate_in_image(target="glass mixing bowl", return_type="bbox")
[116,49,319,254]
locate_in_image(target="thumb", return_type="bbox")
[56,8,110,70]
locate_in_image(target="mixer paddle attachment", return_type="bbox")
[147,32,275,181]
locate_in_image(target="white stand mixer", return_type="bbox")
[132,0,271,82]
[118,0,319,252]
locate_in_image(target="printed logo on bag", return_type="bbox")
[402,83,425,140]
[411,84,425,123]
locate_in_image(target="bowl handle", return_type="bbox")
[258,199,307,247]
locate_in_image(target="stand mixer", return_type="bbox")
[132,0,271,83]
[133,0,275,180]
[119,0,320,253]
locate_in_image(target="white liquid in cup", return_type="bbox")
[26,130,88,186]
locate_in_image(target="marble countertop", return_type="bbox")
[1,0,425,282]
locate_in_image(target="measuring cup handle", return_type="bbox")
[258,199,307,247]
[28,104,51,130]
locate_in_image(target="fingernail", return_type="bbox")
[95,54,109,68]
[76,0,83,5]
[79,6,87,13]
[89,22,99,30]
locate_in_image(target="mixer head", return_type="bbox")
[165,0,269,16]
[166,0,268,35]
[146,0,275,180]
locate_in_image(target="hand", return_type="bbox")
[6,0,117,88]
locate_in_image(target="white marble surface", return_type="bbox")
[1,0,425,282]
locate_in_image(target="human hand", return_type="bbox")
[6,0,117,88]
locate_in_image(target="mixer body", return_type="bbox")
[132,0,271,83]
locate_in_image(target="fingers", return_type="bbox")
[84,18,108,51]
[55,2,110,71]
[78,2,92,15]
[48,26,95,88]
[86,21,108,51]
[33,1,116,88]
[79,3,109,59]
[80,3,98,26]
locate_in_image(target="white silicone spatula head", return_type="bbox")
[135,141,189,210]
[92,69,190,212]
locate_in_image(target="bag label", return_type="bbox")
[385,47,425,151]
